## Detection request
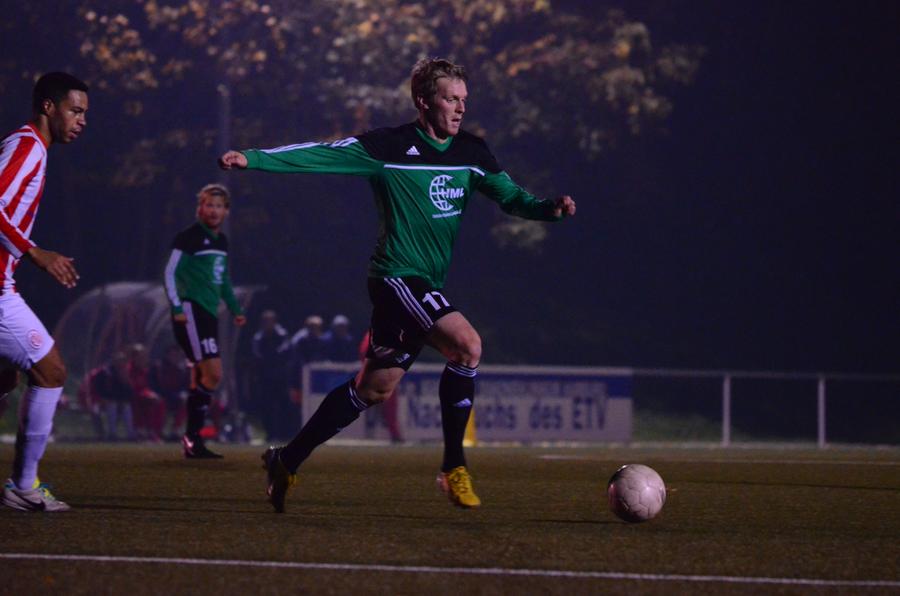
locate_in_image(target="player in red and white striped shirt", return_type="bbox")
[0,72,87,512]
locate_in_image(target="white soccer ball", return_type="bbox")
[607,464,667,523]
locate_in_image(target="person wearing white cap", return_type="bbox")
[323,315,357,362]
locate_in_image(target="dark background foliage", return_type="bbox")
[0,0,895,375]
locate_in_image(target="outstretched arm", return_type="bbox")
[478,171,576,221]
[218,138,380,176]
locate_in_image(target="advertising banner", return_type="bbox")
[303,363,633,443]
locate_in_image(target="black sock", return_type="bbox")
[439,362,476,472]
[280,380,368,473]
[185,383,213,438]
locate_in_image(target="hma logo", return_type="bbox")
[213,256,225,284]
[429,174,464,211]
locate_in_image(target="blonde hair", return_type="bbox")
[196,183,231,208]
[410,58,467,106]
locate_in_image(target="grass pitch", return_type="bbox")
[0,443,898,595]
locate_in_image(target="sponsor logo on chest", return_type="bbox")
[213,256,225,284]
[428,174,464,218]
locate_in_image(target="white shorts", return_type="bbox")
[0,292,54,370]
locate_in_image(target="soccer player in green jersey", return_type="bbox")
[220,58,576,512]
[164,183,246,459]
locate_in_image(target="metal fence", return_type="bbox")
[632,368,900,447]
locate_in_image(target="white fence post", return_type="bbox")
[722,375,732,447]
[817,376,827,448]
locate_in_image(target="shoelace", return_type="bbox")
[449,470,473,494]
[36,482,60,501]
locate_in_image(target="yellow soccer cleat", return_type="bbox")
[436,466,481,509]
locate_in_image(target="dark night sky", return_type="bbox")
[5,0,898,374]
[548,0,899,372]
[668,0,899,373]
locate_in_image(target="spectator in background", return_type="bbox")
[128,343,165,443]
[323,314,357,362]
[77,364,105,439]
[287,315,328,408]
[92,351,136,441]
[149,344,191,441]
[251,310,294,441]
[290,315,328,364]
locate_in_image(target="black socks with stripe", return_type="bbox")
[185,383,213,439]
[440,362,477,472]
[278,364,475,475]
[280,380,369,473]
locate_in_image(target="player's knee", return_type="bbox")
[354,370,402,405]
[30,356,67,388]
[195,357,224,389]
[355,383,391,405]
[199,368,222,390]
[451,330,481,368]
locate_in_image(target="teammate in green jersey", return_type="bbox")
[220,58,576,512]
[164,183,246,459]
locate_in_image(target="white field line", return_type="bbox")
[537,455,900,466]
[0,553,897,588]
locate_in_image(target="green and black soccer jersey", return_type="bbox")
[241,122,562,288]
[164,222,242,317]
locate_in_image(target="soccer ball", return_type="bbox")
[607,464,667,523]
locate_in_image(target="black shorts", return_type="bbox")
[172,300,220,363]
[365,276,457,370]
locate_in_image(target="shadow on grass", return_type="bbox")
[148,460,245,471]
[69,494,265,515]
[69,503,270,515]
[68,498,445,519]
[682,479,900,492]
[528,518,617,526]
[303,510,466,523]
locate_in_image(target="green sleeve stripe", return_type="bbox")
[259,136,358,154]
[261,141,327,153]
[243,137,380,176]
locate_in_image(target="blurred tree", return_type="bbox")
[0,0,701,365]
[66,0,701,250]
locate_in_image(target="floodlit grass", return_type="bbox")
[0,443,898,595]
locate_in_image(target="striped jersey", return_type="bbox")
[164,222,242,318]
[0,124,48,292]
[241,122,561,288]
